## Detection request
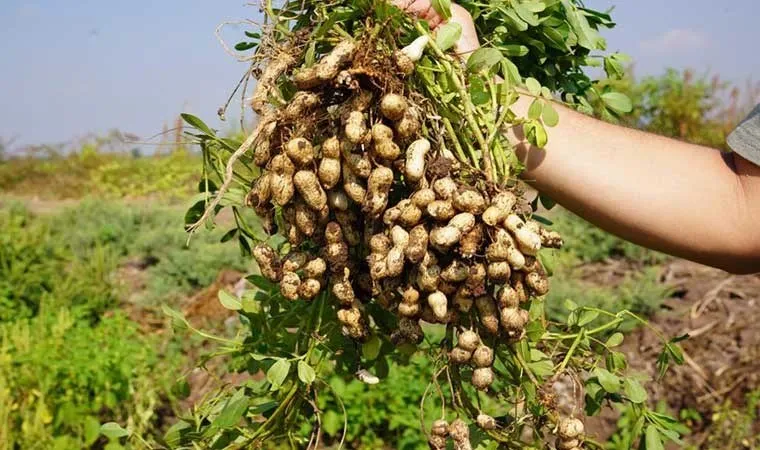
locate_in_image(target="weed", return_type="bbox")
[0,308,181,449]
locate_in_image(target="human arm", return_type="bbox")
[507,97,760,275]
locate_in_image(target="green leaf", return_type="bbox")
[525,77,541,96]
[238,234,252,257]
[431,0,452,20]
[513,1,541,26]
[234,41,257,51]
[527,350,554,378]
[539,193,557,210]
[601,92,633,113]
[607,351,627,372]
[241,296,260,314]
[594,368,621,394]
[502,44,529,57]
[467,48,503,72]
[528,299,545,321]
[528,99,544,120]
[525,120,548,148]
[362,336,382,360]
[180,113,215,137]
[537,250,556,275]
[246,274,276,291]
[297,360,316,385]
[645,425,664,450]
[84,416,102,446]
[564,299,578,311]
[100,423,130,439]
[322,410,342,436]
[267,359,291,389]
[624,378,648,404]
[468,76,490,105]
[584,380,604,416]
[161,305,189,330]
[435,22,461,52]
[218,290,242,311]
[666,342,684,364]
[244,31,260,39]
[164,420,192,446]
[220,228,238,243]
[525,320,546,342]
[561,0,601,50]
[503,9,528,31]
[500,58,522,84]
[542,102,560,127]
[606,332,624,347]
[577,309,599,326]
[212,389,249,429]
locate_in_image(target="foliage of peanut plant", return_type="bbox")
[168,0,688,448]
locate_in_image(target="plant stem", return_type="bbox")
[511,346,540,388]
[416,22,495,182]
[442,117,479,170]
[557,329,584,373]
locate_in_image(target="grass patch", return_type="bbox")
[0,148,200,200]
[0,198,250,448]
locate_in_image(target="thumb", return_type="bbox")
[449,4,479,57]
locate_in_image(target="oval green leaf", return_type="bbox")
[212,389,249,429]
[594,368,621,394]
[362,335,382,360]
[542,102,560,127]
[528,98,544,120]
[431,0,452,20]
[267,359,291,389]
[218,289,242,311]
[606,332,624,348]
[100,422,130,439]
[525,77,542,96]
[435,22,461,52]
[645,425,665,450]
[297,360,317,385]
[467,47,503,73]
[624,378,648,404]
[601,92,633,113]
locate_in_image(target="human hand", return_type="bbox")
[391,0,480,56]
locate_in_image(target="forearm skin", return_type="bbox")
[508,96,760,274]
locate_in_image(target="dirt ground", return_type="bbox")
[585,259,760,445]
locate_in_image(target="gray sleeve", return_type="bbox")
[726,104,760,166]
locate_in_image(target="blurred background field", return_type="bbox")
[1,55,759,450]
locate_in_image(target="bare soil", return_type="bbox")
[586,259,760,444]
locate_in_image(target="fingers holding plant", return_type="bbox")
[391,0,480,56]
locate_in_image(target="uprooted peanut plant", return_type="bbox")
[171,0,687,448]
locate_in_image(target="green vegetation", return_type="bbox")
[0,310,177,450]
[0,146,199,200]
[0,200,251,449]
[542,209,672,327]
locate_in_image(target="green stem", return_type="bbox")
[511,346,540,388]
[546,315,625,341]
[557,328,584,373]
[442,117,479,170]
[416,22,495,182]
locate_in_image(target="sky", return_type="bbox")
[0,0,758,149]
